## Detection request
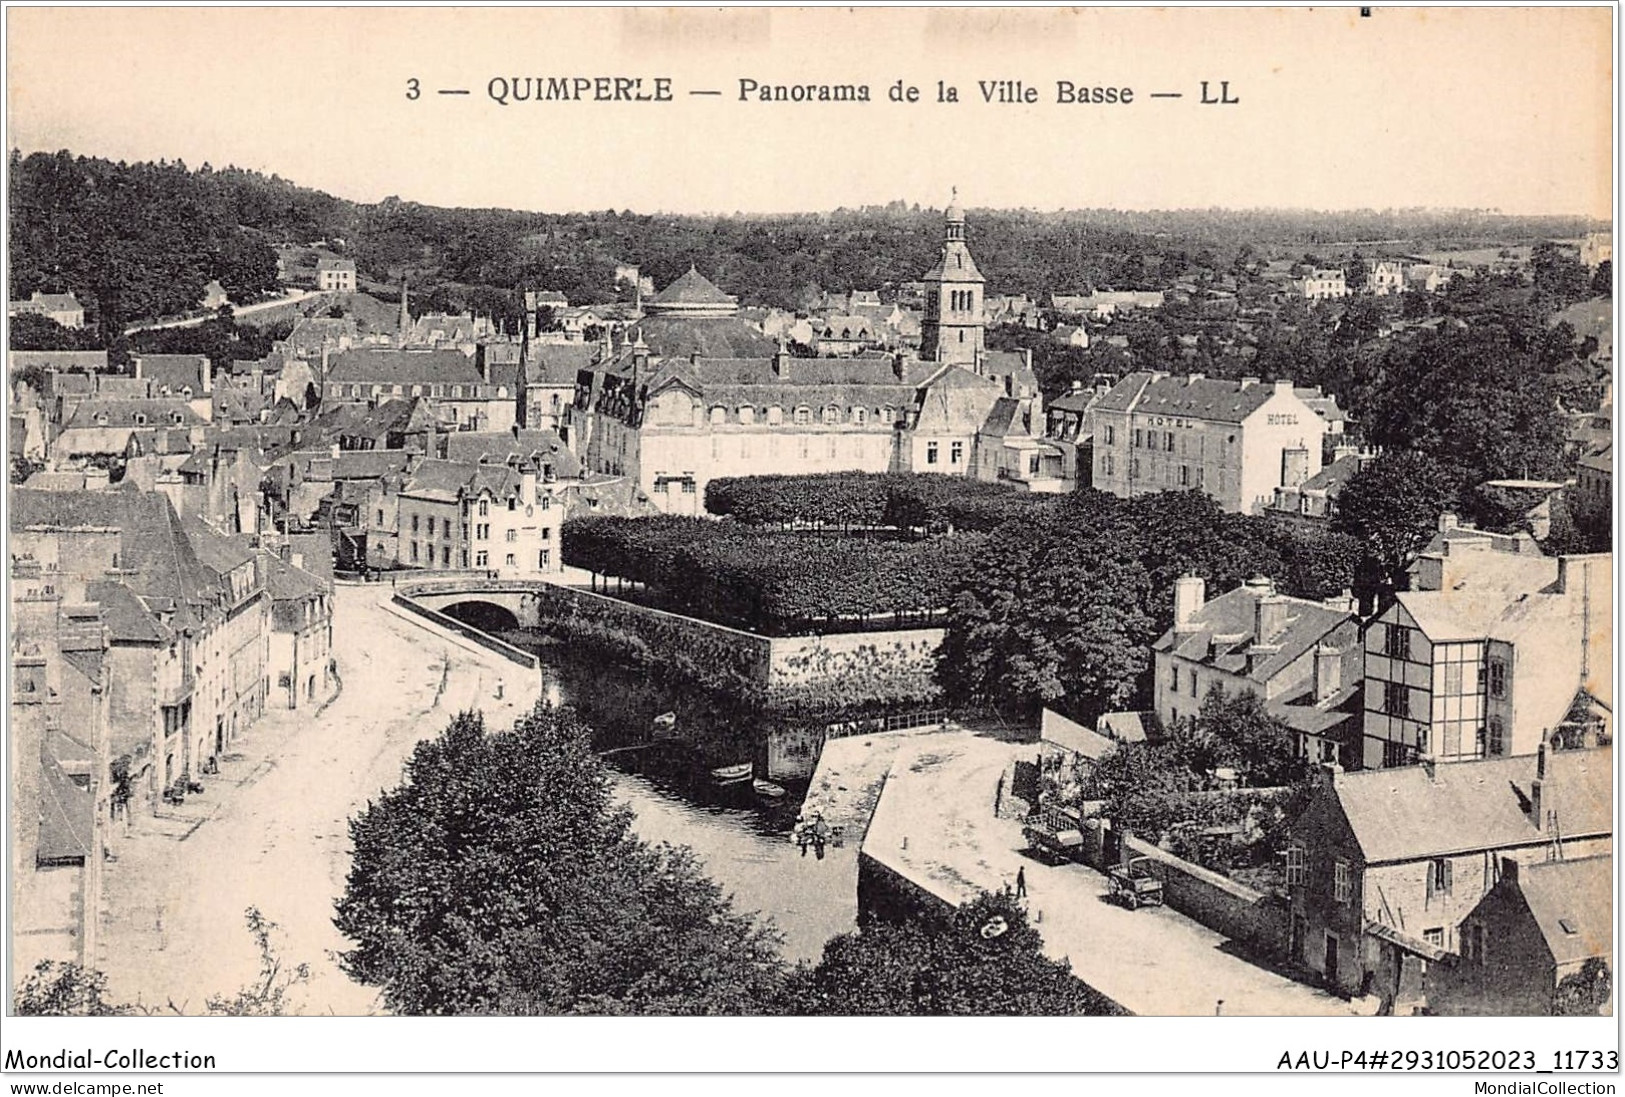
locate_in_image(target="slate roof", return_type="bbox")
[84,580,172,644]
[399,458,514,503]
[261,550,330,603]
[64,399,204,430]
[627,315,779,359]
[1153,580,1354,685]
[1299,453,1366,494]
[1515,855,1612,966]
[327,349,483,386]
[1101,372,1283,424]
[1331,747,1612,864]
[1048,389,1102,415]
[1296,388,1347,424]
[10,488,218,614]
[180,518,258,578]
[94,375,154,399]
[125,428,198,457]
[134,354,211,395]
[1395,553,1562,643]
[648,267,737,308]
[525,343,598,386]
[37,754,94,863]
[442,429,582,479]
[912,366,1003,434]
[284,533,335,585]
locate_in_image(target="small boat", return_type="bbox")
[709,762,753,785]
[752,778,786,800]
[652,711,677,728]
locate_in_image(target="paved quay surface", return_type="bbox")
[97,583,542,1015]
[863,730,1360,1017]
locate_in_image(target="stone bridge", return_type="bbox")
[394,576,551,632]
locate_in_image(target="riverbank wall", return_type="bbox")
[408,579,947,705]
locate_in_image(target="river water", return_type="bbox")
[507,632,858,963]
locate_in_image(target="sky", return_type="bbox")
[6,6,1615,218]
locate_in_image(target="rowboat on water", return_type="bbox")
[709,762,754,785]
[752,778,787,800]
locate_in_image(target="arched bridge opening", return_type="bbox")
[438,600,521,634]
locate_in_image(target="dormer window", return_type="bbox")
[134,413,147,425]
[181,386,193,398]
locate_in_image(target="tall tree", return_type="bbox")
[1332,451,1458,590]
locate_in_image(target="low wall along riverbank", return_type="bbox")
[400,578,944,711]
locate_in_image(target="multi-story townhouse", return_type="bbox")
[1084,373,1331,514]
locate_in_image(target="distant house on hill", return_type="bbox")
[10,291,86,329]
[316,258,357,293]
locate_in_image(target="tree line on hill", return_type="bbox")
[9,151,284,335]
[10,150,1604,328]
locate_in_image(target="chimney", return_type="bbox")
[1174,574,1206,630]
[775,339,792,378]
[1281,446,1310,489]
[1318,760,1343,787]
[1239,376,1260,390]
[1323,589,1355,613]
[892,351,907,382]
[1187,373,1205,383]
[1255,592,1289,643]
[1313,644,1342,703]
[330,442,340,458]
[278,542,293,564]
[1070,380,1084,392]
[521,461,538,507]
[1413,554,1445,592]
[1438,511,1459,533]
[1274,378,1294,395]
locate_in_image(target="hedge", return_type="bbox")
[705,472,1056,533]
[562,515,984,634]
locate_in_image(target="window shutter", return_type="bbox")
[1426,863,1435,901]
[1443,859,1453,894]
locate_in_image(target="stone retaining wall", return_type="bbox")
[1122,834,1290,961]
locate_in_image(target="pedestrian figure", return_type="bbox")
[1016,866,1027,899]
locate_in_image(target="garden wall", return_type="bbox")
[1122,834,1290,961]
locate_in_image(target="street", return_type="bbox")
[122,289,321,334]
[96,584,541,1015]
[863,732,1360,1016]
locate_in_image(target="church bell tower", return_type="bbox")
[919,189,986,368]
